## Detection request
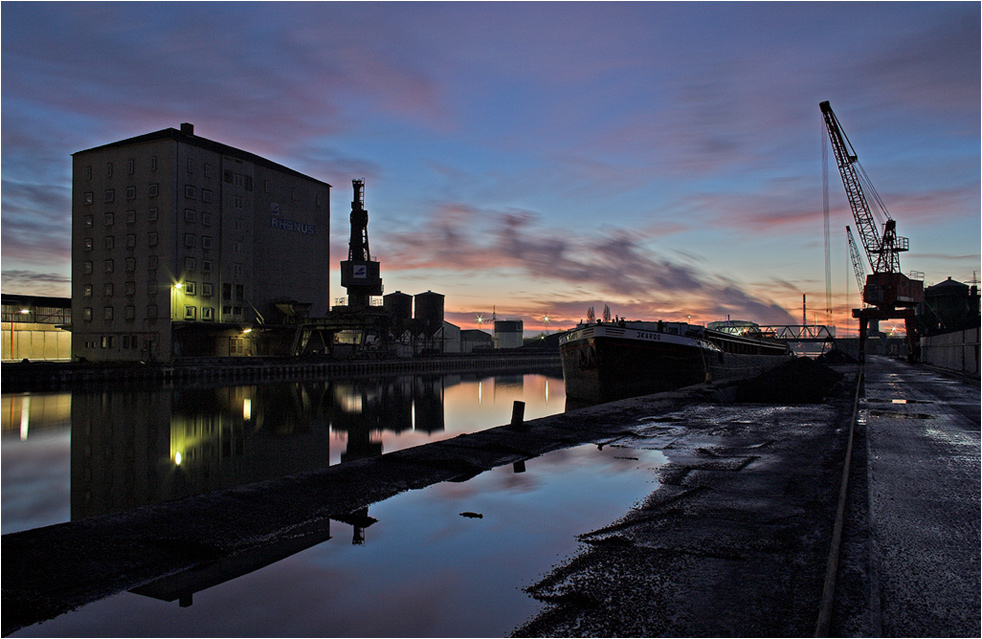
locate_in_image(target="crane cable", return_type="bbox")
[822,121,833,323]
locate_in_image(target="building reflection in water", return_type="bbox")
[68,372,555,521]
[3,371,562,609]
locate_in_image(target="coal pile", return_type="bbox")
[735,357,844,404]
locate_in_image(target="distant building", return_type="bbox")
[71,123,331,362]
[460,329,493,353]
[1,294,72,361]
[493,320,524,349]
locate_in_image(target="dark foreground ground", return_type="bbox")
[3,356,979,637]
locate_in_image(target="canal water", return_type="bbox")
[2,372,667,636]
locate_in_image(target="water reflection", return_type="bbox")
[2,372,563,527]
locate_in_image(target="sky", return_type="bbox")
[2,2,979,336]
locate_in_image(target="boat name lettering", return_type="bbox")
[635,331,662,341]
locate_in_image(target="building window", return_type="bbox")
[202,236,213,250]
[291,187,297,201]
[222,305,232,316]
[185,208,195,223]
[148,232,158,246]
[184,233,195,248]
[148,207,158,220]
[264,180,270,193]
[202,259,212,274]
[235,284,244,301]
[187,158,194,174]
[125,281,135,296]
[83,307,93,321]
[84,192,94,205]
[150,156,157,171]
[234,263,242,277]
[104,306,113,321]
[126,186,136,200]
[233,241,242,254]
[223,284,233,301]
[202,189,213,203]
[148,255,158,269]
[83,237,93,251]
[202,306,214,321]
[126,210,136,224]
[147,304,158,319]
[185,281,196,295]
[234,219,243,231]
[125,257,135,272]
[147,281,156,296]
[204,163,211,178]
[101,335,113,348]
[148,183,159,198]
[104,283,113,296]
[83,284,93,297]
[124,305,135,321]
[84,215,93,228]
[185,184,196,199]
[184,257,196,272]
[104,236,114,250]
[86,165,92,180]
[125,233,136,248]
[105,212,114,226]
[233,195,243,208]
[128,159,135,175]
[104,259,114,273]
[83,260,93,274]
[106,163,113,178]
[202,282,213,297]
[104,189,115,203]
[202,213,213,227]
[184,305,196,320]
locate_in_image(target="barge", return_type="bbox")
[559,319,792,403]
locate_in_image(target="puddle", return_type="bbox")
[864,398,934,405]
[12,443,667,638]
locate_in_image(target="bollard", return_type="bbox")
[508,400,526,431]
[513,460,526,473]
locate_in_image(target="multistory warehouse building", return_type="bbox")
[72,123,331,362]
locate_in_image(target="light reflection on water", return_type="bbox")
[1,372,564,534]
[12,443,666,638]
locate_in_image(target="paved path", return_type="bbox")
[857,357,980,637]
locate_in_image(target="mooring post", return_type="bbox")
[509,400,526,431]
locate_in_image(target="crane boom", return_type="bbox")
[846,225,867,297]
[819,101,908,274]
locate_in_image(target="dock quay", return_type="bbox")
[2,355,978,637]
[1,351,561,392]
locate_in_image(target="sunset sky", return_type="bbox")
[2,2,979,336]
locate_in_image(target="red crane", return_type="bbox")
[820,101,923,359]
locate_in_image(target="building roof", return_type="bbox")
[73,124,331,187]
[2,294,71,309]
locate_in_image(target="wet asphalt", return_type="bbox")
[2,356,978,637]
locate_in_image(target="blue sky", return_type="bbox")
[2,2,979,334]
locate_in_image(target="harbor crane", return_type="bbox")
[820,101,924,360]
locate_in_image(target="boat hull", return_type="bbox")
[560,322,791,404]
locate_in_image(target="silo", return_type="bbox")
[493,320,524,349]
[414,291,445,337]
[383,291,413,323]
